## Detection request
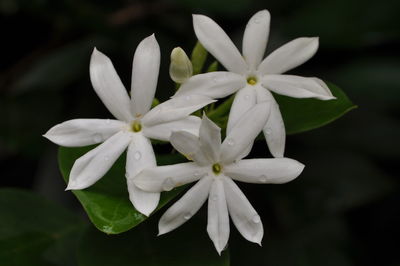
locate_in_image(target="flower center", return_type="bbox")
[131,120,142,132]
[212,163,222,175]
[247,76,258,85]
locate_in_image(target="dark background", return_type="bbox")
[1,0,399,265]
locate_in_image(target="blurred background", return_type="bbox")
[1,0,399,265]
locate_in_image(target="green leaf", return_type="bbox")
[58,146,186,235]
[0,188,84,266]
[77,217,230,266]
[207,61,219,72]
[191,41,208,75]
[275,82,357,134]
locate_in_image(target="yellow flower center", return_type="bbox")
[212,163,222,175]
[131,121,142,132]
[247,76,258,85]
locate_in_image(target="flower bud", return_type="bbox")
[169,47,193,84]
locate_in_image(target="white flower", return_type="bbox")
[44,34,214,216]
[174,10,336,158]
[134,103,305,254]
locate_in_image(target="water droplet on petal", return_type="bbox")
[253,16,261,24]
[252,214,261,223]
[105,119,111,124]
[93,133,102,143]
[104,156,109,161]
[265,127,271,135]
[194,171,201,178]
[134,151,141,160]
[259,175,267,183]
[183,212,192,220]
[244,95,250,100]
[162,178,174,191]
[226,138,235,146]
[212,195,218,201]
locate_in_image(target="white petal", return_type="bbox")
[90,48,133,122]
[193,14,247,74]
[169,131,210,166]
[66,131,131,190]
[222,177,263,244]
[256,87,285,158]
[224,158,304,184]
[174,71,246,99]
[141,95,215,126]
[262,75,335,100]
[258,37,319,75]
[207,178,230,255]
[242,10,271,72]
[158,176,213,235]
[133,163,208,193]
[142,116,201,142]
[125,134,159,216]
[227,84,257,134]
[43,119,125,147]
[221,102,270,164]
[199,114,221,162]
[131,34,161,116]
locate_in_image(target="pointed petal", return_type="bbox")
[131,34,161,116]
[193,14,247,74]
[133,163,208,193]
[256,87,285,158]
[242,10,270,71]
[142,116,201,142]
[43,119,125,147]
[158,176,213,235]
[66,131,131,190]
[199,114,221,162]
[141,95,215,126]
[222,177,263,244]
[170,131,210,166]
[125,134,159,216]
[174,71,246,99]
[227,84,257,134]
[207,178,230,255]
[224,158,304,184]
[258,37,319,75]
[90,48,133,122]
[221,102,270,164]
[262,75,335,100]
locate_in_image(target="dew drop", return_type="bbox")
[265,127,271,135]
[259,175,268,183]
[104,156,109,161]
[194,171,201,178]
[212,76,220,83]
[212,195,218,201]
[226,138,235,146]
[253,16,261,24]
[252,214,261,223]
[244,95,250,100]
[183,212,192,220]
[105,119,111,124]
[134,151,141,160]
[162,178,174,191]
[93,133,102,143]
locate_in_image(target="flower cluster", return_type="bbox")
[44,10,334,254]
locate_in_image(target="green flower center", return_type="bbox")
[247,76,258,85]
[131,121,142,132]
[212,163,222,175]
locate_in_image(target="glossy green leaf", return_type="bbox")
[58,146,186,235]
[275,82,357,134]
[191,41,208,75]
[0,188,84,266]
[77,217,230,266]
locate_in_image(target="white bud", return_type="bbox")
[169,47,193,84]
